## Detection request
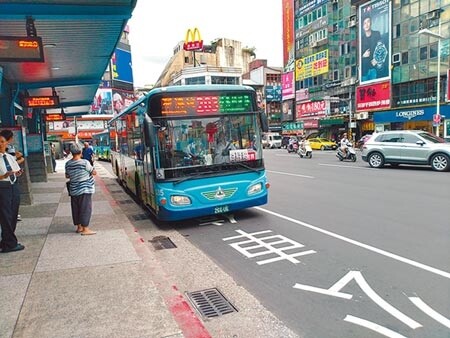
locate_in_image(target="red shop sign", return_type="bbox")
[356,81,391,112]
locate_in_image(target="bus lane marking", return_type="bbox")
[266,170,314,179]
[409,297,450,329]
[344,315,408,338]
[255,207,450,280]
[294,271,422,329]
[223,229,316,265]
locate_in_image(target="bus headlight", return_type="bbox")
[170,195,191,206]
[248,183,262,195]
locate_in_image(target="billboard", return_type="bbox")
[356,81,391,111]
[112,48,133,84]
[359,0,391,85]
[282,0,295,72]
[296,49,329,81]
[282,72,295,100]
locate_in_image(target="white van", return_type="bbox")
[262,133,282,149]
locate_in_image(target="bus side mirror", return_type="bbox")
[259,110,269,132]
[143,115,155,148]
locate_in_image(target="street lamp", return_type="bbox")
[419,25,443,136]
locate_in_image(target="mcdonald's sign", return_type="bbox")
[183,28,203,51]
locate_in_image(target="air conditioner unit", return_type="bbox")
[311,41,318,47]
[348,20,356,28]
[392,53,401,64]
[332,0,338,3]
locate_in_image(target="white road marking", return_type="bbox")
[409,297,450,328]
[344,315,408,338]
[293,284,352,299]
[266,170,314,179]
[255,207,450,280]
[294,271,422,329]
[223,229,316,265]
[318,163,374,170]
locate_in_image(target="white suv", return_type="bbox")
[361,130,450,171]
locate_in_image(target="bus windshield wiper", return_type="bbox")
[233,161,260,173]
[173,170,216,185]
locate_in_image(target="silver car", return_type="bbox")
[361,130,450,172]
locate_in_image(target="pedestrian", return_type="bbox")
[65,143,97,235]
[1,129,24,221]
[50,142,57,172]
[0,132,25,253]
[82,142,94,166]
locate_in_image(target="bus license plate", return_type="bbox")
[214,205,229,214]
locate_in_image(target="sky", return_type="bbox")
[127,0,283,87]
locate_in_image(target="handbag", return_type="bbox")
[66,181,71,196]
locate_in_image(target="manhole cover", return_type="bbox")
[186,288,237,318]
[116,200,133,204]
[149,236,176,250]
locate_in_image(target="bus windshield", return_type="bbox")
[155,114,263,179]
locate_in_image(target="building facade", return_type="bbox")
[282,0,449,141]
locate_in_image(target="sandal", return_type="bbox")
[80,230,97,236]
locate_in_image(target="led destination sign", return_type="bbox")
[23,96,60,108]
[160,94,252,116]
[0,36,44,62]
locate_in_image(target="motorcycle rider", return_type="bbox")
[298,135,307,152]
[340,133,350,158]
[288,136,298,152]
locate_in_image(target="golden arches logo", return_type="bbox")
[183,27,203,51]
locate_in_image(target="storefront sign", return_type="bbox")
[282,121,304,133]
[266,86,282,102]
[373,106,450,123]
[356,81,390,111]
[183,27,203,51]
[296,100,326,118]
[300,118,319,129]
[296,88,309,102]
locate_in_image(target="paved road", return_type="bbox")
[177,149,450,338]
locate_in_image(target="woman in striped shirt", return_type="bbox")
[65,143,97,235]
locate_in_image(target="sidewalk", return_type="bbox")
[0,160,188,338]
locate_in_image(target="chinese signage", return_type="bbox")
[282,0,295,72]
[296,49,329,81]
[296,100,326,118]
[23,96,60,108]
[355,81,391,111]
[296,88,310,102]
[265,86,282,102]
[282,121,304,133]
[0,36,44,62]
[359,0,391,85]
[282,72,294,100]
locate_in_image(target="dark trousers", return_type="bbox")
[0,184,20,250]
[71,193,93,226]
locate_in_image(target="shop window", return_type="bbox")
[394,24,401,38]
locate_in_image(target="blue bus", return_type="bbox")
[92,129,111,161]
[109,85,269,221]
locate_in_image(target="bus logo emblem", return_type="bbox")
[201,187,238,201]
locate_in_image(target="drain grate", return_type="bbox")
[186,288,237,318]
[116,199,133,204]
[149,236,177,250]
[131,213,149,221]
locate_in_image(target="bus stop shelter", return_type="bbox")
[0,0,137,203]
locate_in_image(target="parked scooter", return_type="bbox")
[336,143,357,162]
[298,140,312,158]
